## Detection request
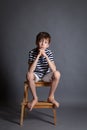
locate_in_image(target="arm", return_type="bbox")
[28,51,41,72]
[40,49,56,72]
[45,55,56,72]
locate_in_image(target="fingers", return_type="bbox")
[39,49,46,56]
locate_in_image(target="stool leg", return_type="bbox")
[20,83,29,126]
[25,85,28,103]
[53,108,56,125]
[24,85,28,117]
[20,104,25,126]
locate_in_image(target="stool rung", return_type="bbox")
[36,101,53,105]
[34,101,55,108]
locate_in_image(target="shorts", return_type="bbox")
[34,72,53,82]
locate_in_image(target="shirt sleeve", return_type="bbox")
[48,50,54,61]
[28,51,34,64]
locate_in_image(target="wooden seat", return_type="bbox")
[20,81,57,126]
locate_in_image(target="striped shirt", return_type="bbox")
[28,48,54,78]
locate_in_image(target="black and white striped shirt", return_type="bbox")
[28,48,54,78]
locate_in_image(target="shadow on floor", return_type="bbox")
[0,105,56,125]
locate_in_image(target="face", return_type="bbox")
[38,38,49,50]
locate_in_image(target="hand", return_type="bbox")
[39,49,47,57]
[38,49,42,57]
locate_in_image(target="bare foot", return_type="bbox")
[27,98,38,111]
[48,97,60,108]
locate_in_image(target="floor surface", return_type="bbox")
[0,104,87,130]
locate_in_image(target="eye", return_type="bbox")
[40,40,42,43]
[45,41,48,44]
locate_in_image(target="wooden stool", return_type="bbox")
[20,81,57,126]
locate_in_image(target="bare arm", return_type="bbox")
[28,51,41,72]
[45,55,56,72]
[40,49,56,72]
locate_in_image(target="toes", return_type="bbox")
[29,106,33,111]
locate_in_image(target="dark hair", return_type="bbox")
[36,32,51,45]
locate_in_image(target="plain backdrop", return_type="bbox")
[0,0,87,108]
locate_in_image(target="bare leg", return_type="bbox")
[48,71,60,108]
[27,72,38,111]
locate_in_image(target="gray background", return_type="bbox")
[0,0,87,129]
[0,0,87,107]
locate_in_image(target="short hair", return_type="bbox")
[36,32,51,45]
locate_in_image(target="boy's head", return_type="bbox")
[36,32,51,46]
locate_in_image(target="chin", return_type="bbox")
[40,48,45,50]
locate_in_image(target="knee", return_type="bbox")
[27,71,34,81]
[53,70,61,80]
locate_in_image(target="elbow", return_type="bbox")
[29,68,34,73]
